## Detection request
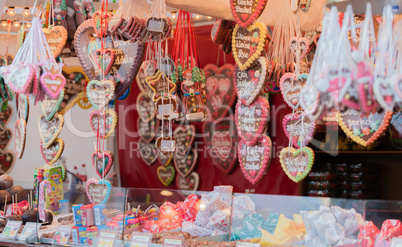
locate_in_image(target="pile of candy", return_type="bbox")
[359,219,402,247]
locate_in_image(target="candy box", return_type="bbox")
[34,166,64,215]
[71,226,80,244]
[78,226,87,244]
[72,204,84,226]
[93,204,106,226]
[86,226,99,245]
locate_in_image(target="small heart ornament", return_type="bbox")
[0,152,14,174]
[229,0,268,28]
[89,109,117,139]
[38,114,64,148]
[40,138,64,165]
[235,97,269,146]
[136,93,156,122]
[6,63,34,94]
[92,151,114,178]
[283,113,316,148]
[289,37,310,59]
[137,118,159,143]
[86,80,115,109]
[94,48,115,76]
[176,172,200,191]
[174,125,195,155]
[157,152,173,167]
[0,105,12,129]
[280,73,308,110]
[157,165,175,186]
[15,119,26,159]
[138,139,157,166]
[155,136,176,157]
[40,90,64,121]
[40,63,66,99]
[86,178,112,204]
[174,148,198,178]
[238,135,272,185]
[43,26,68,58]
[155,96,179,120]
[0,129,12,152]
[280,147,315,182]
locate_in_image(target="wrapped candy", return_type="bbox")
[142,219,163,233]
[378,219,401,240]
[232,195,256,228]
[182,221,213,237]
[261,213,279,234]
[178,194,199,222]
[359,220,380,247]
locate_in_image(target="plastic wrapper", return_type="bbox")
[182,221,213,237]
[231,195,255,228]
[261,213,279,234]
[359,221,380,242]
[178,194,199,222]
[378,219,401,240]
[142,219,163,233]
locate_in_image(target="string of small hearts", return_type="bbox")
[230,0,271,185]
[278,9,316,183]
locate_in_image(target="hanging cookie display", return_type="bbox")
[173,125,195,155]
[229,0,268,29]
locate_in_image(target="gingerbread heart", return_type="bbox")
[136,61,156,94]
[280,147,315,182]
[90,109,117,139]
[174,148,198,178]
[38,114,64,149]
[17,94,29,122]
[6,63,34,94]
[176,172,200,191]
[155,136,176,157]
[157,152,173,167]
[92,151,114,178]
[203,117,238,174]
[337,109,393,147]
[74,20,145,100]
[0,129,12,152]
[138,139,157,166]
[0,105,12,129]
[283,113,316,148]
[174,125,195,155]
[235,97,269,146]
[86,178,112,204]
[40,63,66,99]
[137,118,159,143]
[136,93,155,122]
[234,57,267,105]
[290,37,310,59]
[86,80,115,109]
[232,22,267,71]
[238,135,271,185]
[94,48,115,76]
[155,96,179,120]
[61,66,87,113]
[0,152,14,175]
[40,138,64,165]
[43,26,68,58]
[280,73,308,110]
[229,0,268,29]
[15,119,26,159]
[157,165,175,186]
[203,64,236,120]
[40,90,64,121]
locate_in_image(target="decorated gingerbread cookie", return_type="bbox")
[157,165,175,186]
[40,138,64,165]
[43,26,68,58]
[38,114,64,149]
[176,172,199,191]
[174,125,195,155]
[138,138,157,166]
[280,147,315,182]
[90,109,117,139]
[283,113,316,148]
[229,0,268,29]
[174,148,198,178]
[92,151,114,178]
[279,73,308,110]
[86,178,112,204]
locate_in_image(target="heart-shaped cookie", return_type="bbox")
[40,64,66,99]
[40,90,64,121]
[15,119,26,159]
[138,138,157,166]
[229,0,268,29]
[136,61,155,94]
[283,113,316,148]
[235,97,269,146]
[232,22,267,71]
[18,94,29,122]
[279,147,315,182]
[203,117,238,174]
[155,96,179,120]
[290,37,310,59]
[174,125,195,155]
[74,19,145,100]
[0,105,12,129]
[6,63,34,94]
[136,93,155,122]
[40,138,64,165]
[60,66,87,114]
[234,57,267,105]
[238,135,272,185]
[176,172,200,191]
[137,118,159,143]
[90,109,117,139]
[38,114,64,148]
[86,80,115,109]
[203,64,236,120]
[157,165,175,186]
[92,151,114,178]
[147,71,177,101]
[94,48,115,76]
[174,148,198,178]
[0,152,14,175]
[280,73,308,110]
[86,178,112,204]
[43,26,68,58]
[0,129,12,152]
[337,109,393,146]
[155,136,176,157]
[157,152,173,167]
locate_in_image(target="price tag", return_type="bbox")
[97,231,116,247]
[130,232,152,247]
[1,220,22,239]
[236,242,261,247]
[163,237,184,247]
[53,226,71,245]
[159,104,173,116]
[18,222,41,241]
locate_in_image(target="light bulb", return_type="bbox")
[7,7,15,16]
[171,11,176,19]
[26,23,31,28]
[23,8,30,17]
[13,21,20,28]
[1,21,7,27]
[195,14,200,19]
[207,16,212,20]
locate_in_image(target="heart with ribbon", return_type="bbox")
[136,92,155,122]
[157,165,175,186]
[229,0,268,29]
[43,26,68,58]
[155,136,176,157]
[176,172,200,191]
[174,148,198,178]
[86,80,115,109]
[235,96,269,146]
[38,114,64,148]
[15,119,26,159]
[238,135,272,185]
[40,63,66,99]
[289,37,310,59]
[280,73,308,110]
[283,113,316,148]
[89,109,117,139]
[40,138,64,165]
[92,151,114,178]
[40,90,64,121]
[173,125,195,155]
[280,147,315,183]
[155,96,179,120]
[94,48,115,76]
[86,178,112,204]
[138,138,157,166]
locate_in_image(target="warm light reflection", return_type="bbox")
[160,190,173,196]
[23,8,30,17]
[7,7,15,16]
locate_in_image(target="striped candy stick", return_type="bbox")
[39,180,51,222]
